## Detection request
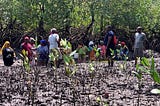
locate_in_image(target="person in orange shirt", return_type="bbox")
[88,41,96,61]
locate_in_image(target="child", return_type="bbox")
[77,42,88,63]
[88,41,96,61]
[114,43,121,60]
[120,42,129,60]
[98,40,106,60]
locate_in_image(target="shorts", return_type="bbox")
[134,48,143,58]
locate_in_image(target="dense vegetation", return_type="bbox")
[1,0,160,50]
[0,1,160,105]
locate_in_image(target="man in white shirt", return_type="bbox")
[48,28,59,50]
[48,28,62,67]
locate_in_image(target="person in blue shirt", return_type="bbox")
[104,25,115,67]
[37,40,49,66]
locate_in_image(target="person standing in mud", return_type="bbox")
[21,36,33,61]
[48,28,60,50]
[48,28,62,67]
[37,40,49,66]
[104,25,115,67]
[134,26,147,65]
[1,41,15,66]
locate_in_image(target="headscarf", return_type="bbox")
[0,41,12,55]
[24,36,29,40]
[121,42,126,46]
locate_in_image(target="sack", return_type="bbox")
[113,35,117,45]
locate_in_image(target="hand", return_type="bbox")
[14,57,18,60]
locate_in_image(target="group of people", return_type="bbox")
[77,25,146,67]
[103,25,147,66]
[0,28,60,67]
[0,26,147,67]
[21,28,61,66]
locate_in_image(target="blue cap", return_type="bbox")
[40,40,46,45]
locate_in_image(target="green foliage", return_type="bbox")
[133,64,142,80]
[63,54,74,66]
[140,57,160,84]
[93,46,100,58]
[1,0,160,35]
[20,49,31,72]
[110,48,115,59]
[89,63,95,73]
[133,57,160,96]
[49,49,59,60]
[60,39,76,76]
[96,96,109,106]
[96,96,101,103]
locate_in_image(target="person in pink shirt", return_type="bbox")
[98,40,106,60]
[21,36,33,61]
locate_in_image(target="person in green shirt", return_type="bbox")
[77,42,89,63]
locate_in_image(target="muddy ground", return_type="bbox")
[0,52,160,106]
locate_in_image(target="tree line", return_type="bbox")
[0,0,160,49]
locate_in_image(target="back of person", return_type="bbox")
[104,30,115,48]
[104,25,115,67]
[134,32,146,49]
[21,37,33,60]
[2,48,14,66]
[37,40,49,66]
[48,33,59,49]
[37,46,48,60]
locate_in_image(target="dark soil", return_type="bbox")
[0,57,160,106]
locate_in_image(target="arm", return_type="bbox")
[56,34,60,47]
[56,34,59,42]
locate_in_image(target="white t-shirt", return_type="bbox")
[134,32,146,49]
[48,33,59,49]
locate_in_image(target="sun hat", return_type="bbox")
[51,28,57,32]
[137,26,142,30]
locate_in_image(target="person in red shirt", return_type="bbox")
[21,36,33,61]
[98,40,106,60]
